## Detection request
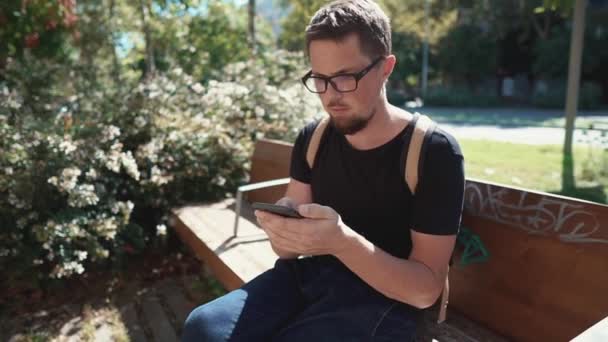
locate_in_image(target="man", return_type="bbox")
[182,0,464,341]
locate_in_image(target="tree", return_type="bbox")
[0,0,78,65]
[436,24,497,88]
[277,0,327,52]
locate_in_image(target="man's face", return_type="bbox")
[308,33,387,135]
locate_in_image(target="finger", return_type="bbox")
[297,203,336,219]
[255,210,283,231]
[265,226,300,252]
[275,197,296,208]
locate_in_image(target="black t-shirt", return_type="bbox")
[290,119,465,259]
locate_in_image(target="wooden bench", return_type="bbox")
[171,138,608,342]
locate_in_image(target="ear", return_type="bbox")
[382,54,396,82]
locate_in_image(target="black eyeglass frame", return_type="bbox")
[301,56,385,94]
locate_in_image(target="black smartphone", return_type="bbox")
[251,202,303,219]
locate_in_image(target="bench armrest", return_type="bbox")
[237,177,291,193]
[233,177,291,236]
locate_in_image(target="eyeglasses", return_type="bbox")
[301,56,385,94]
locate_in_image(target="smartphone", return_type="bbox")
[251,202,303,219]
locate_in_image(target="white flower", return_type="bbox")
[98,248,109,258]
[75,250,88,261]
[150,166,173,186]
[51,261,85,278]
[5,167,13,175]
[92,217,119,240]
[104,149,122,173]
[137,139,163,163]
[213,175,226,186]
[52,167,81,192]
[48,176,59,187]
[191,82,204,94]
[172,67,183,76]
[121,151,140,180]
[254,106,265,117]
[85,168,97,180]
[134,116,147,128]
[110,201,134,224]
[8,193,26,209]
[67,184,99,207]
[156,224,167,236]
[58,139,77,155]
[101,125,121,143]
[66,222,85,238]
[94,149,106,161]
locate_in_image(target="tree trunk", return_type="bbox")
[562,0,587,191]
[139,0,156,78]
[248,0,256,53]
[109,0,121,87]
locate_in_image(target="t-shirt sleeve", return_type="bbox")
[289,121,318,184]
[411,129,465,236]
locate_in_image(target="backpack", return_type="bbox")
[305,112,450,323]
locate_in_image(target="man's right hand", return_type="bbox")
[256,196,301,259]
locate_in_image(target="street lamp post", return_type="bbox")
[421,0,430,100]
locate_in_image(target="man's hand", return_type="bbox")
[255,202,353,256]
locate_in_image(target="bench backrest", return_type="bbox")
[247,138,292,204]
[454,179,608,341]
[244,138,608,342]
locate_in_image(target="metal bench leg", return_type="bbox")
[233,190,243,237]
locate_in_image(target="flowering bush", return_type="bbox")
[0,50,322,282]
[0,119,141,280]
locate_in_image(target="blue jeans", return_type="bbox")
[182,255,419,341]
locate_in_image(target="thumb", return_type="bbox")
[297,203,336,219]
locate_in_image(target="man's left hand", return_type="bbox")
[254,203,353,256]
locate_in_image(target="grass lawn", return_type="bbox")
[459,139,608,204]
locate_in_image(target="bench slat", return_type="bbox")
[172,199,276,291]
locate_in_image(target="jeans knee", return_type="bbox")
[182,304,228,342]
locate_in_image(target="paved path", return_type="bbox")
[5,278,198,342]
[119,278,196,342]
[438,123,606,146]
[416,107,608,146]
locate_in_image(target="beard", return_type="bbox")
[330,108,375,135]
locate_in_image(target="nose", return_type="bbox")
[322,82,344,101]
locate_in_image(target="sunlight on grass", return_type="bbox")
[460,139,608,203]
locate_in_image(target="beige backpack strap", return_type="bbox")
[404,113,434,194]
[306,117,330,169]
[403,113,448,323]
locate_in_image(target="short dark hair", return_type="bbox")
[305,0,391,60]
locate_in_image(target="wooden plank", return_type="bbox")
[248,138,292,203]
[140,290,179,342]
[172,212,244,291]
[572,316,608,342]
[172,199,277,290]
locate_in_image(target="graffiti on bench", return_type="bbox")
[464,181,608,244]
